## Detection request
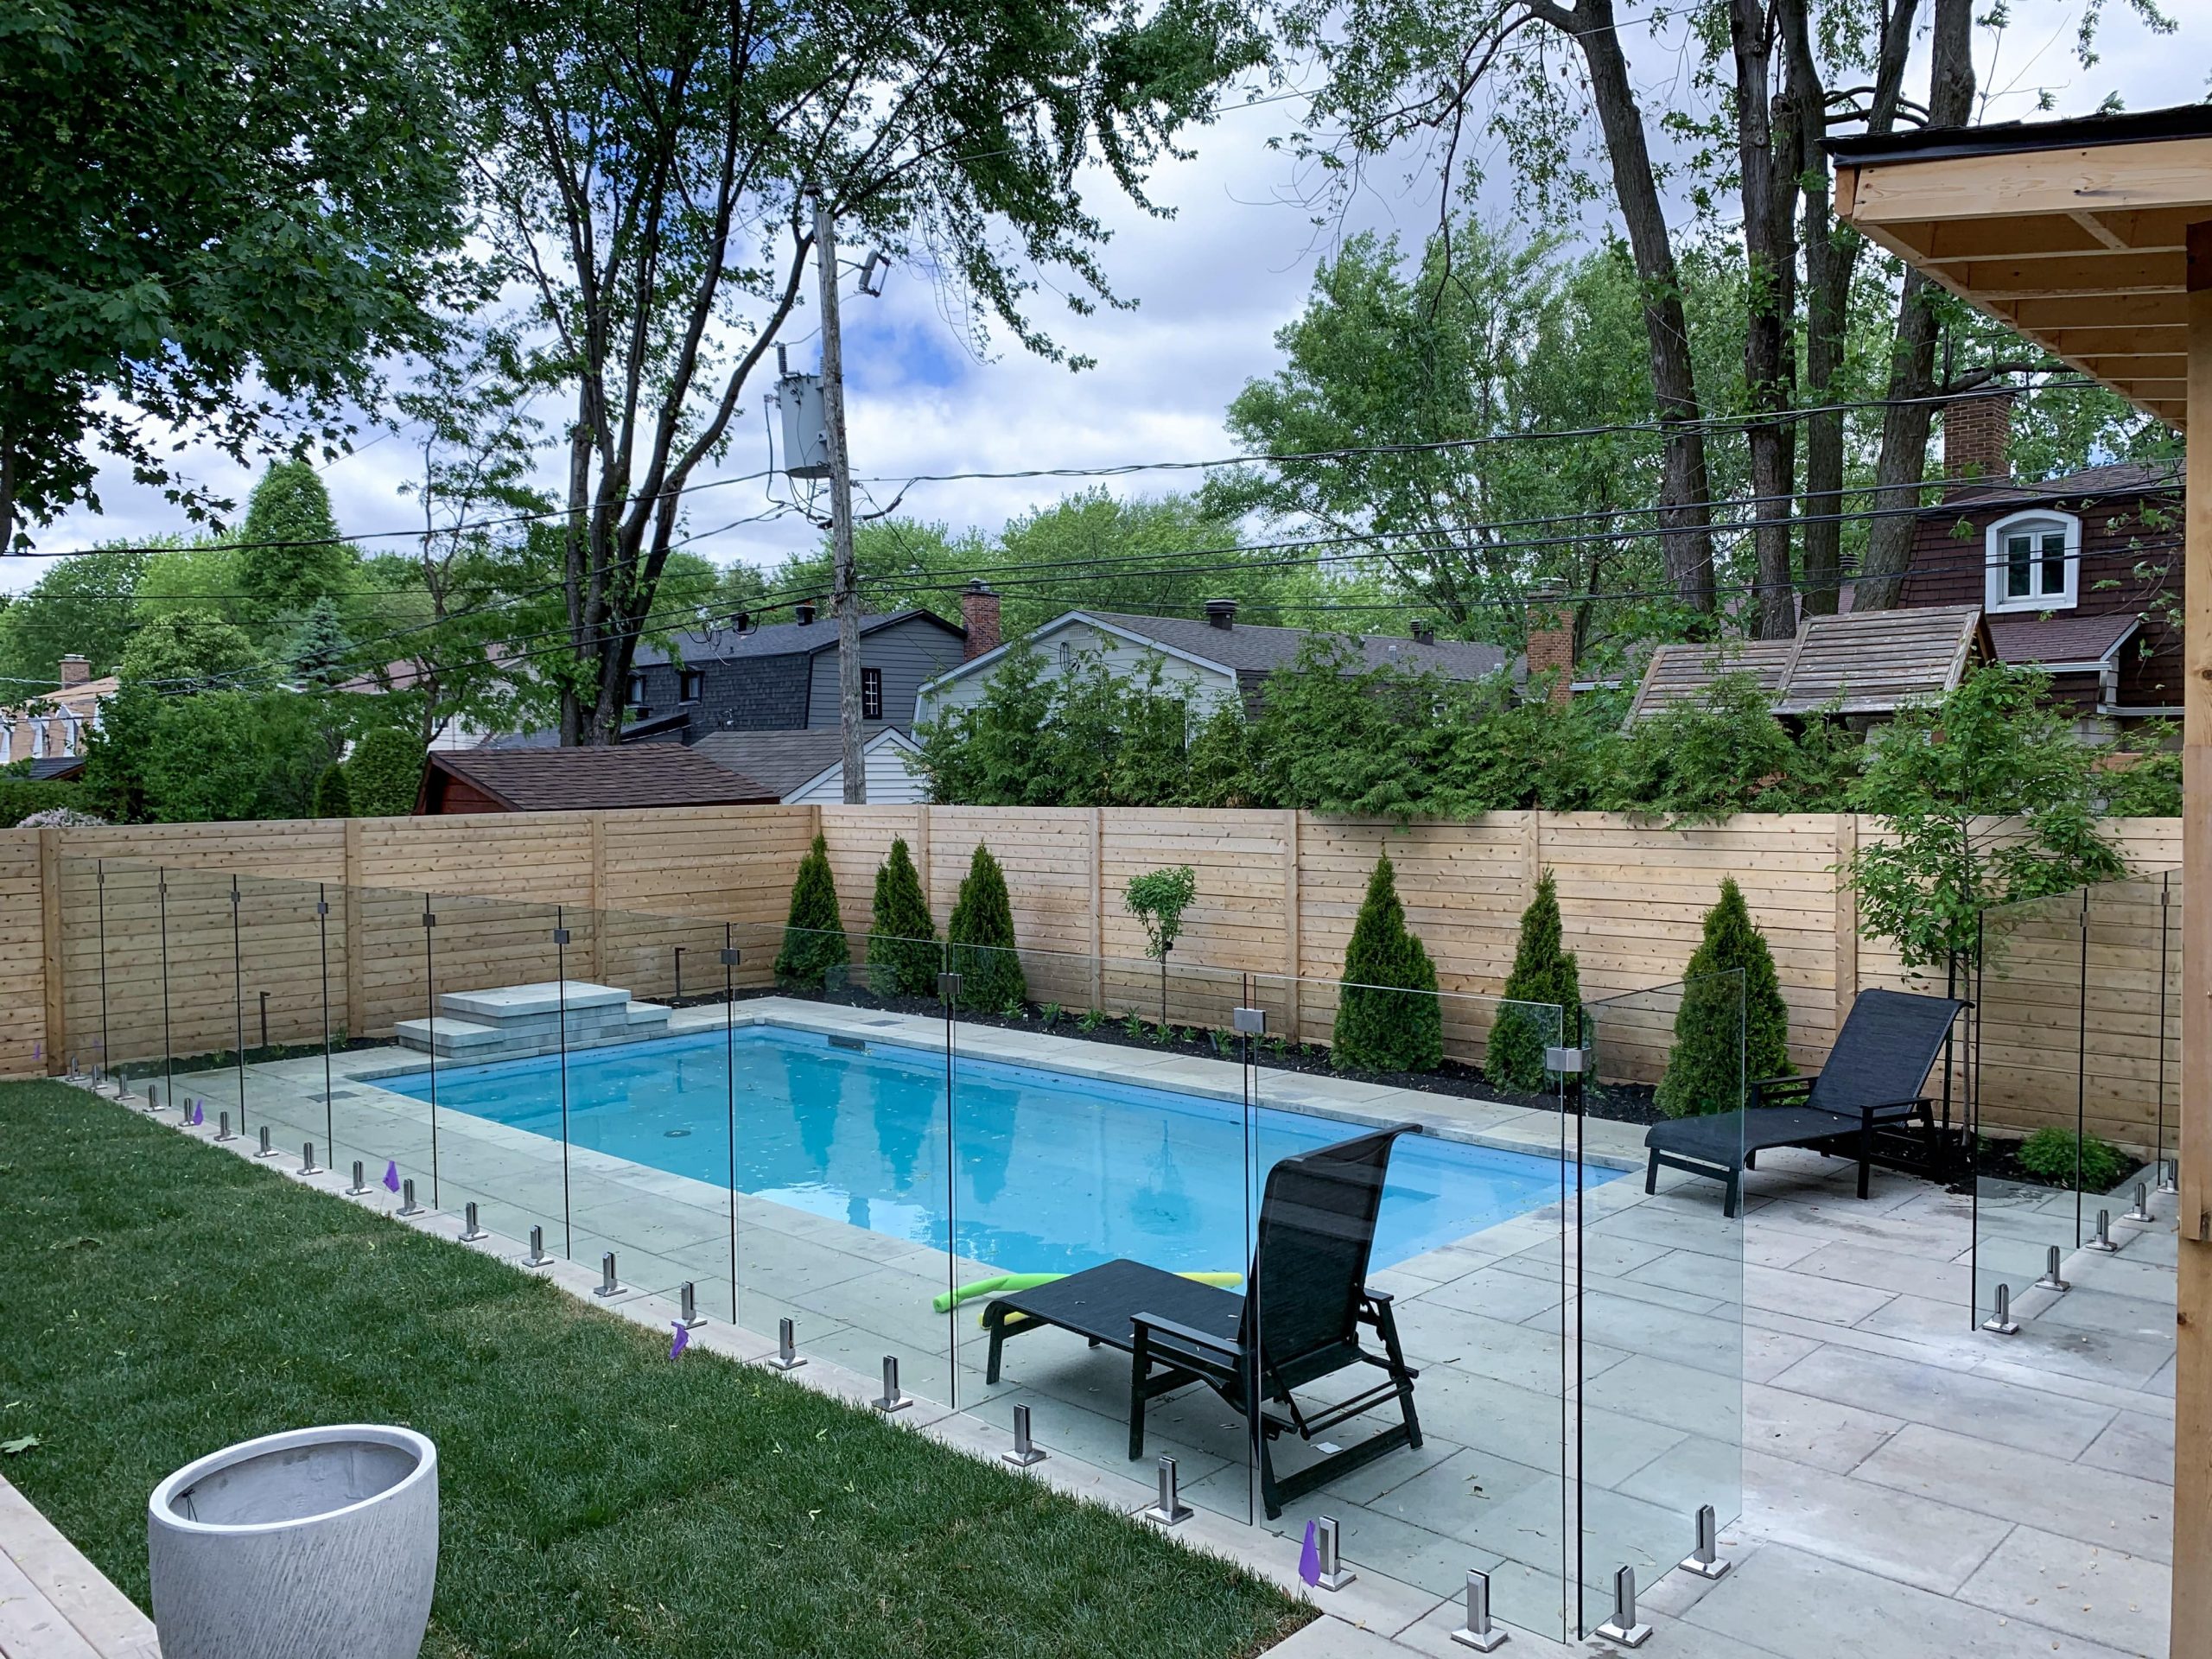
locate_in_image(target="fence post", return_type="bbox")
[343,818,365,1040]
[1090,806,1105,1014]
[1834,814,1859,1052]
[1284,810,1302,1041]
[586,812,606,981]
[38,827,64,1075]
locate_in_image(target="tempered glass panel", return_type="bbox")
[1248,972,1572,1643]
[57,860,168,1097]
[1581,974,1745,1637]
[728,917,956,1404]
[948,944,1255,1525]
[1975,888,2092,1325]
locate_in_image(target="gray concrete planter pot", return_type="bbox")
[148,1424,438,1659]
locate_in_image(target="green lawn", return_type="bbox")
[0,1082,1306,1658]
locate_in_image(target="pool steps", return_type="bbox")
[393,980,671,1062]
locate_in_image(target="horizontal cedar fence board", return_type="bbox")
[11,809,2180,1137]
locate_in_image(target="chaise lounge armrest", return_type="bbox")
[1132,1310,1240,1360]
[1749,1074,1816,1110]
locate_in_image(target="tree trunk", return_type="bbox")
[1732,0,1803,640]
[1567,0,1716,614]
[1854,0,1976,613]
[1792,0,1918,616]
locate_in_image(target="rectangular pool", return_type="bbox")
[378,1025,1607,1275]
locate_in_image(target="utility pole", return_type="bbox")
[810,185,866,805]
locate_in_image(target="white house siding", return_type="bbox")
[784,739,929,804]
[915,620,1236,726]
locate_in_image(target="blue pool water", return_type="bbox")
[379,1026,1607,1274]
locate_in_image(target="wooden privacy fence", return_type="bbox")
[4,806,2179,1149]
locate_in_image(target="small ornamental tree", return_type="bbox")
[1656,878,1791,1117]
[1125,863,1197,1026]
[1486,868,1583,1091]
[869,836,939,996]
[947,843,1027,1011]
[1332,853,1443,1073]
[774,833,849,988]
[313,762,353,819]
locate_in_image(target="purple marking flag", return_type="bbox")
[189,1101,204,1127]
[670,1321,690,1361]
[1298,1520,1320,1587]
[383,1160,401,1192]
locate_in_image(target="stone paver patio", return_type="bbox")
[112,995,2174,1657]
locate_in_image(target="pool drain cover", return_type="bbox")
[664,1128,693,1139]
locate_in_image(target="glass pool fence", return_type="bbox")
[54,855,1743,1644]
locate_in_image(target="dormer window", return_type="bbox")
[1985,509,2079,613]
[679,668,704,702]
[625,671,647,708]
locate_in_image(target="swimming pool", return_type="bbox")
[378,1025,1607,1275]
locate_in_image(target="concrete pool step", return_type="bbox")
[394,980,671,1060]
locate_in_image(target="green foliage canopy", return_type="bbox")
[1847,665,2126,974]
[0,0,470,550]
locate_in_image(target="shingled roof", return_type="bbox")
[1627,605,1991,723]
[416,746,777,812]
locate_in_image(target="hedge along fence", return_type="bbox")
[6,805,2180,1147]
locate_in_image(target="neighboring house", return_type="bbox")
[627,603,969,738]
[914,591,1515,727]
[689,725,926,804]
[415,747,778,814]
[1896,392,2183,724]
[1627,606,1991,722]
[0,656,116,765]
[334,658,506,752]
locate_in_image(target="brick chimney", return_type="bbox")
[1942,390,2014,499]
[57,654,89,689]
[1525,582,1575,709]
[961,581,1001,660]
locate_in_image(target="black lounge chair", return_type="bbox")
[1643,988,1964,1217]
[980,1122,1422,1519]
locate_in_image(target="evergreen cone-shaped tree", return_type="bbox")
[1332,854,1444,1073]
[869,837,940,996]
[313,762,353,818]
[947,843,1027,1011]
[774,833,850,988]
[1656,878,1792,1117]
[1486,869,1583,1091]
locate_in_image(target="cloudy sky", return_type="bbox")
[24,5,2210,593]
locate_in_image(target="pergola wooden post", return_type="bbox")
[1834,104,2212,1653]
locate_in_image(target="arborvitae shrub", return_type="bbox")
[1332,853,1443,1073]
[869,836,939,995]
[313,762,353,818]
[1486,869,1583,1090]
[774,833,849,987]
[1657,877,1792,1116]
[346,728,423,817]
[947,843,1027,1010]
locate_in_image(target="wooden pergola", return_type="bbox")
[1833,102,2211,1652]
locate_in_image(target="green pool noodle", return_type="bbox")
[932,1269,1240,1315]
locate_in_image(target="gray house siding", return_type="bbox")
[629,613,965,735]
[804,616,969,729]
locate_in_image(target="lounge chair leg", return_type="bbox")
[1373,1299,1424,1450]
[1724,1172,1740,1221]
[1744,1148,1758,1170]
[1128,1340,1149,1462]
[985,1319,1005,1387]
[1644,1150,1659,1196]
[1857,1122,1873,1200]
